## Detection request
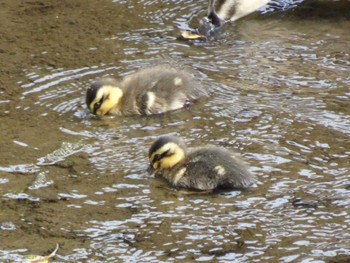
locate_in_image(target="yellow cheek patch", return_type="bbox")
[152,161,159,169]
[89,103,94,113]
[159,154,181,169]
[96,107,107,116]
[96,97,118,116]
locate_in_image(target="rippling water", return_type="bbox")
[1,0,350,262]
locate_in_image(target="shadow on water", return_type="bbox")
[1,0,350,262]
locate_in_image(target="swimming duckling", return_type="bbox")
[148,135,255,191]
[183,0,271,39]
[86,65,204,116]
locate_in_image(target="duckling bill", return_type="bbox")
[148,135,255,191]
[86,65,204,116]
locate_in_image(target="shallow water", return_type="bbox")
[1,0,350,262]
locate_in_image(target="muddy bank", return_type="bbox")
[0,0,134,98]
[0,1,132,252]
[0,0,139,165]
[0,1,129,252]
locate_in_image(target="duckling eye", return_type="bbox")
[153,154,162,162]
[93,97,104,113]
[152,150,171,163]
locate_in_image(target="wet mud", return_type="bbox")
[0,0,135,258]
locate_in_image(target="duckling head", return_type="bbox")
[148,135,187,174]
[86,78,123,116]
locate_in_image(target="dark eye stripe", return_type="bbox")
[152,150,170,163]
[93,96,104,113]
[153,154,161,162]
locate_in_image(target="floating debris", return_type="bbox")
[292,198,318,209]
[23,244,59,263]
[179,30,206,40]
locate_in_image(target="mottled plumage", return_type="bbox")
[149,135,255,191]
[86,65,204,116]
[198,0,271,37]
[208,0,270,22]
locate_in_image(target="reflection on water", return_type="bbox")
[1,0,350,262]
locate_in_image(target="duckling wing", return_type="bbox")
[121,66,205,115]
[180,155,222,190]
[181,147,254,190]
[138,75,190,114]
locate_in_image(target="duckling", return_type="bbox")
[148,135,255,191]
[86,65,204,116]
[183,0,271,39]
